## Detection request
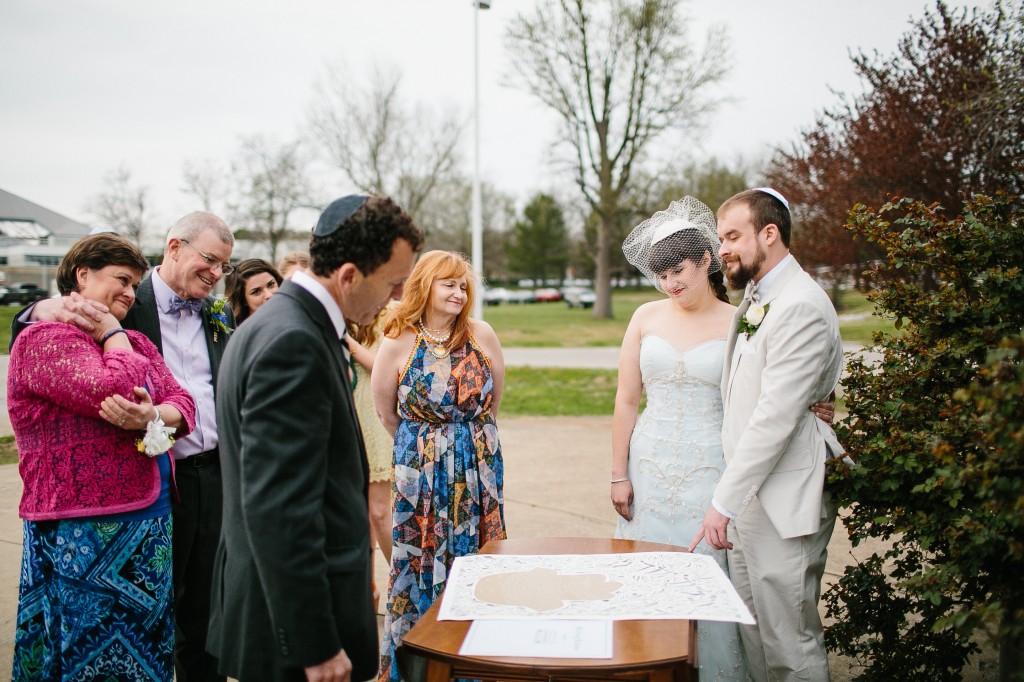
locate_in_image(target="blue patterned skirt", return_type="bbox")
[11,515,174,682]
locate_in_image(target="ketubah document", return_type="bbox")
[439,552,754,624]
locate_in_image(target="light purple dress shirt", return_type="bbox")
[151,268,217,459]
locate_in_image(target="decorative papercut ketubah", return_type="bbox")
[438,552,753,624]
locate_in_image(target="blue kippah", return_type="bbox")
[313,194,370,236]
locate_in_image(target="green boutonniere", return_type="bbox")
[207,297,232,343]
[737,302,770,337]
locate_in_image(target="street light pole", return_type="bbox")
[471,0,489,319]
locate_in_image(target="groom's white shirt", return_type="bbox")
[716,256,844,539]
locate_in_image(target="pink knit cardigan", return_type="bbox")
[8,322,196,520]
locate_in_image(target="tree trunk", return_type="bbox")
[830,280,843,311]
[592,212,614,319]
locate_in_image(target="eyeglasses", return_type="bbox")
[181,239,236,275]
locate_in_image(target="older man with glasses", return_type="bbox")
[15,212,237,682]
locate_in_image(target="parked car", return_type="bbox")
[534,287,563,303]
[506,289,536,304]
[562,286,596,309]
[483,287,510,306]
[0,282,48,306]
[484,287,539,305]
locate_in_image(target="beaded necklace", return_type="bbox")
[417,320,453,358]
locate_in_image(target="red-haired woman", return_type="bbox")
[371,250,506,682]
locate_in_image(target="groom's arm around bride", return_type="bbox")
[691,188,845,682]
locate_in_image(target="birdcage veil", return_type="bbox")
[622,196,721,293]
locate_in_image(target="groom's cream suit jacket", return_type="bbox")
[718,257,844,539]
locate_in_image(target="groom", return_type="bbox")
[691,188,845,681]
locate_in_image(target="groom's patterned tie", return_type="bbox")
[744,281,760,304]
[726,283,758,394]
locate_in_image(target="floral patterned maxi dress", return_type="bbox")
[378,334,506,682]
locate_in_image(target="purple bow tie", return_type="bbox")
[168,295,203,315]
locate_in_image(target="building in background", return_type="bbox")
[0,188,92,293]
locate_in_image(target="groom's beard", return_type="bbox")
[724,243,766,290]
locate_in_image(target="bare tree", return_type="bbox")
[307,62,464,217]
[228,135,312,264]
[181,158,224,213]
[506,0,729,317]
[412,175,515,282]
[86,165,150,244]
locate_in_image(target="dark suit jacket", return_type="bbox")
[208,281,376,681]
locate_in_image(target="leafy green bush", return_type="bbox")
[827,195,1024,680]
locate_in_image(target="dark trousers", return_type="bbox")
[173,451,226,682]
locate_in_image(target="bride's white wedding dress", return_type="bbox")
[615,334,748,681]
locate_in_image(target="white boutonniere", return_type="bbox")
[737,302,770,336]
[136,416,176,457]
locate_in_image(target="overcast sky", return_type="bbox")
[0,0,988,229]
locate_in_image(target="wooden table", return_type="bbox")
[398,537,697,682]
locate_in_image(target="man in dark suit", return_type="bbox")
[16,212,236,682]
[208,194,422,682]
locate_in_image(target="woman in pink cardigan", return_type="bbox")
[8,233,196,682]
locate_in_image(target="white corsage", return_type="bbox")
[737,302,770,336]
[136,414,176,458]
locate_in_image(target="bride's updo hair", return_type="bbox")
[647,230,729,302]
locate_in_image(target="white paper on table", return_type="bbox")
[458,619,613,659]
[440,552,754,624]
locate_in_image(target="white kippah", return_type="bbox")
[754,187,790,210]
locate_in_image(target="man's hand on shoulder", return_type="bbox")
[304,649,352,682]
[30,292,109,332]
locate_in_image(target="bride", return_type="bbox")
[612,196,746,679]
[611,196,833,680]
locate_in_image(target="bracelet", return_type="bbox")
[610,477,629,484]
[100,328,127,345]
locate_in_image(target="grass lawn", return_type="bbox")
[0,436,16,466]
[487,288,895,348]
[484,290,659,347]
[841,315,896,346]
[502,367,619,416]
[0,306,17,353]
[833,290,898,346]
